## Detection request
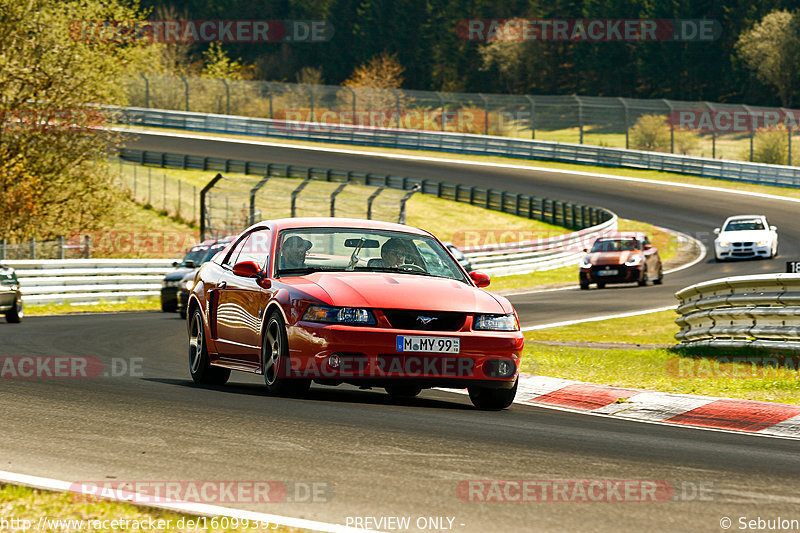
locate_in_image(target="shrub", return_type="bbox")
[753,128,789,164]
[630,114,671,152]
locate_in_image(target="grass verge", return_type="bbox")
[523,310,800,404]
[24,297,160,317]
[0,483,306,532]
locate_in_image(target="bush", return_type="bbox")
[630,114,671,152]
[752,128,789,164]
[674,130,701,155]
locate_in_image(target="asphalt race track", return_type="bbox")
[0,131,798,532]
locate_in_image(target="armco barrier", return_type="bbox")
[115,107,800,189]
[675,273,800,352]
[6,259,175,304]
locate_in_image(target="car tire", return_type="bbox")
[188,309,230,385]
[653,265,664,285]
[162,300,176,313]
[385,384,422,398]
[5,296,22,323]
[468,380,517,410]
[262,310,311,397]
[179,308,187,319]
[638,267,649,287]
[596,282,605,289]
[579,282,589,290]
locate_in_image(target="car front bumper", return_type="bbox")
[284,322,524,387]
[715,242,772,259]
[580,264,643,284]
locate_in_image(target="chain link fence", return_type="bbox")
[124,75,800,165]
[0,237,91,260]
[112,159,199,225]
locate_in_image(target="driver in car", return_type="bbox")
[281,236,312,269]
[380,238,423,269]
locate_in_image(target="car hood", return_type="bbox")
[283,272,509,313]
[586,251,639,265]
[717,230,771,242]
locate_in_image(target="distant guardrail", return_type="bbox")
[6,259,174,304]
[119,148,617,275]
[675,274,800,352]
[116,107,800,189]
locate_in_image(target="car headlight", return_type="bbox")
[717,241,730,247]
[474,313,519,331]
[184,279,194,290]
[580,257,592,269]
[162,280,179,288]
[756,240,768,246]
[625,255,643,266]
[303,305,376,325]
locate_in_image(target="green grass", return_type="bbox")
[523,310,800,404]
[25,297,160,316]
[0,484,306,532]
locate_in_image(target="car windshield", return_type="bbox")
[724,219,765,231]
[591,238,638,252]
[180,248,218,267]
[276,228,467,282]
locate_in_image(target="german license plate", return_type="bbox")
[597,269,618,276]
[396,336,460,354]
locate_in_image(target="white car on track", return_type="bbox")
[713,215,778,261]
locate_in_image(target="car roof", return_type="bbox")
[247,217,432,237]
[724,215,766,221]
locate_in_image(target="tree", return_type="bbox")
[630,115,671,152]
[736,10,800,106]
[0,0,150,241]
[342,53,405,110]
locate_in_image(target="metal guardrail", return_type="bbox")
[119,148,616,275]
[6,259,175,304]
[675,274,800,352]
[117,107,800,189]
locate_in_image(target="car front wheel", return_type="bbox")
[5,296,22,323]
[468,380,517,410]
[262,311,311,397]
[189,309,230,385]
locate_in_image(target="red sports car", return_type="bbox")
[186,218,523,410]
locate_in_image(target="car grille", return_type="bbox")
[731,242,756,256]
[382,310,466,331]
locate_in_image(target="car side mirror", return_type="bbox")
[233,261,271,289]
[643,243,652,250]
[583,248,588,253]
[771,225,777,231]
[184,260,196,269]
[469,270,491,288]
[713,228,720,235]
[172,261,179,267]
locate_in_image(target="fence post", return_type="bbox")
[391,88,402,128]
[221,78,230,115]
[330,182,348,217]
[30,238,36,260]
[200,174,224,241]
[58,236,65,259]
[619,97,629,149]
[84,235,91,258]
[249,177,270,223]
[290,178,312,217]
[178,179,182,219]
[138,73,149,108]
[479,93,489,135]
[366,187,385,220]
[663,99,675,153]
[148,167,152,205]
[574,95,583,144]
[437,92,445,132]
[524,95,535,139]
[398,184,421,224]
[743,104,754,161]
[782,108,792,166]
[703,102,716,158]
[163,173,167,212]
[180,76,189,111]
[0,239,5,261]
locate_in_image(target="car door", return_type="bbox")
[0,266,15,309]
[214,229,273,366]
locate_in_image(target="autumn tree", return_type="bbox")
[0,0,150,241]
